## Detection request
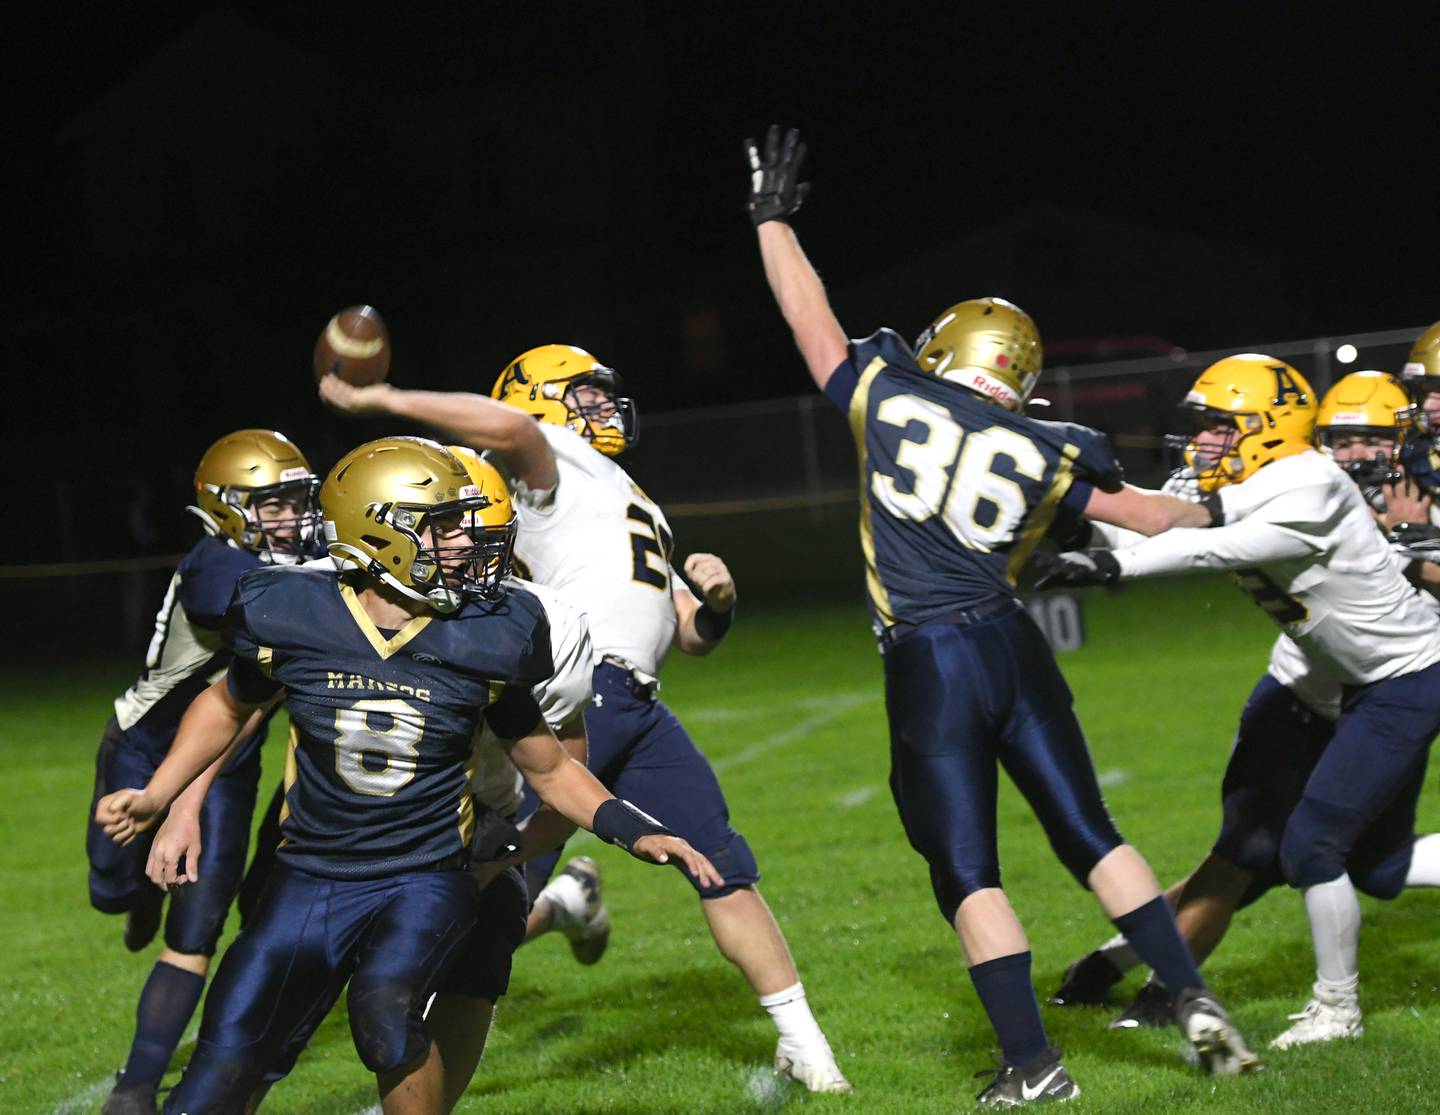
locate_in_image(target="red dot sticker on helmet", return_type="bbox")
[996,354,1011,366]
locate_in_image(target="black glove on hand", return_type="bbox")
[744,125,810,226]
[1033,549,1122,592]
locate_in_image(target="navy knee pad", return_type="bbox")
[1350,841,1415,901]
[164,1044,265,1114]
[694,831,760,899]
[927,858,1003,924]
[346,978,429,1075]
[1280,798,1363,888]
[164,873,234,956]
[1049,824,1122,888]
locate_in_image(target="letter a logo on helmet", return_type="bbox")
[1270,364,1309,406]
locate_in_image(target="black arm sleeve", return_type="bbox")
[226,656,283,706]
[484,683,544,741]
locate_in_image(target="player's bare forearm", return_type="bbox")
[512,716,585,859]
[167,705,265,821]
[386,387,558,491]
[672,553,736,656]
[320,377,558,491]
[756,222,848,390]
[148,681,262,811]
[98,680,260,841]
[1082,484,1217,536]
[509,724,612,832]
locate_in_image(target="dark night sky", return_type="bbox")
[5,2,1438,559]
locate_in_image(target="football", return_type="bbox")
[313,305,391,385]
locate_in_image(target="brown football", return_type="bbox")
[313,305,391,385]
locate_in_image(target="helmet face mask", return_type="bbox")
[564,370,639,457]
[444,444,519,601]
[191,431,321,564]
[492,345,639,457]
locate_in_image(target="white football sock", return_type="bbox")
[537,873,587,932]
[1095,932,1142,974]
[1404,833,1440,887]
[1303,874,1360,1000]
[759,982,827,1047]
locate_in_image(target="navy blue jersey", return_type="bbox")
[223,565,554,880]
[113,536,271,769]
[827,329,1122,628]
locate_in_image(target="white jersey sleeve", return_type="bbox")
[1112,452,1440,685]
[469,579,596,815]
[501,423,678,678]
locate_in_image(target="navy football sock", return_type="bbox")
[120,960,205,1087]
[1112,896,1204,994]
[968,951,1049,1065]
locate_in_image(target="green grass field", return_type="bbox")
[6,577,1440,1114]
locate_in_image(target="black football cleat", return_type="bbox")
[101,1072,158,1115]
[975,1046,1080,1107]
[123,887,164,953]
[1173,987,1261,1076]
[1110,979,1174,1030]
[1049,951,1123,1006]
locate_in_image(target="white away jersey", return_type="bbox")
[1114,451,1440,686]
[505,423,678,678]
[470,577,595,815]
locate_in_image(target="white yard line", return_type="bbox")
[836,785,878,809]
[712,694,873,773]
[1097,768,1129,788]
[50,1077,114,1115]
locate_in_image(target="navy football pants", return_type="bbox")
[163,864,478,1114]
[87,716,259,955]
[1279,659,1440,891]
[883,604,1123,922]
[521,662,757,899]
[1215,674,1424,902]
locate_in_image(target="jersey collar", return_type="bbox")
[338,581,433,660]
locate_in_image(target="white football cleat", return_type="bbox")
[1269,993,1363,1049]
[775,1037,851,1093]
[1173,988,1261,1075]
[545,856,610,965]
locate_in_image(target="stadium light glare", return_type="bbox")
[1336,343,1358,364]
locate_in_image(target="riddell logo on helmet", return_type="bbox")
[971,374,1014,402]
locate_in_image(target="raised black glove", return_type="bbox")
[1032,549,1122,592]
[744,125,810,226]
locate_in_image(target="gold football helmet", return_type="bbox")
[914,297,1042,411]
[1316,370,1412,443]
[1179,354,1317,491]
[491,343,638,456]
[1317,370,1411,497]
[321,437,489,613]
[445,445,518,600]
[189,429,319,564]
[1403,320,1440,383]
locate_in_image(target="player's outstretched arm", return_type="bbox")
[509,714,586,864]
[507,717,723,888]
[746,126,848,390]
[1081,483,1219,535]
[1036,517,1322,590]
[95,678,266,847]
[672,552,736,656]
[319,375,558,492]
